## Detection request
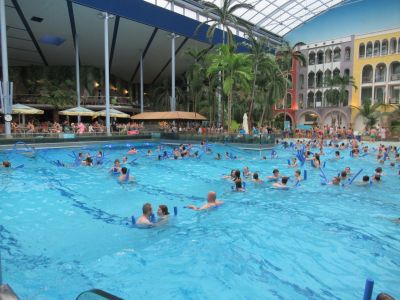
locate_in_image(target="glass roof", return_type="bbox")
[202,0,344,36]
[143,0,345,39]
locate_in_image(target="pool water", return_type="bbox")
[0,142,399,299]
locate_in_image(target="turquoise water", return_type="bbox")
[0,142,399,299]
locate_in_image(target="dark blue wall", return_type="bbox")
[72,0,248,46]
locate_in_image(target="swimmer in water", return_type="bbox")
[251,172,263,183]
[97,150,103,158]
[147,149,153,156]
[330,176,341,186]
[373,174,381,183]
[1,161,11,168]
[243,166,252,178]
[335,151,341,159]
[340,171,347,181]
[119,167,132,182]
[223,170,235,180]
[122,156,128,164]
[127,147,137,155]
[289,157,298,167]
[312,153,321,168]
[157,205,170,222]
[267,169,281,181]
[233,170,245,191]
[344,166,352,176]
[294,169,302,181]
[359,175,370,186]
[110,159,121,173]
[273,176,289,188]
[136,203,154,226]
[84,157,93,166]
[215,153,222,160]
[185,191,223,211]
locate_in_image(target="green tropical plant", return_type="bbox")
[351,100,381,130]
[37,79,76,109]
[242,34,271,131]
[258,58,287,126]
[153,79,183,111]
[275,41,306,126]
[336,75,357,106]
[185,48,208,114]
[206,44,252,131]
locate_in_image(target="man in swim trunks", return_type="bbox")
[252,173,263,183]
[186,191,223,211]
[136,203,153,225]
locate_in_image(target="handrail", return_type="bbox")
[76,289,122,300]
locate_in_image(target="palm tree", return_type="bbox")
[243,34,271,131]
[153,79,183,111]
[185,48,207,115]
[351,100,381,130]
[196,0,253,46]
[195,0,253,127]
[257,56,287,126]
[207,44,253,131]
[275,41,306,128]
[336,75,357,106]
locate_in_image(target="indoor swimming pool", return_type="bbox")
[0,141,399,299]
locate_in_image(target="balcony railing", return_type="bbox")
[12,94,136,107]
[391,73,400,81]
[362,77,373,84]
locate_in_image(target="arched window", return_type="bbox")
[382,39,388,55]
[298,93,304,109]
[315,91,322,107]
[308,72,315,88]
[316,71,323,88]
[317,50,324,64]
[299,74,304,89]
[325,49,332,63]
[343,90,349,106]
[333,68,340,78]
[323,91,328,107]
[374,40,380,56]
[324,69,331,80]
[374,87,386,104]
[398,38,400,53]
[361,87,372,105]
[307,92,314,108]
[390,38,397,54]
[287,93,292,108]
[309,52,315,65]
[390,61,400,81]
[375,63,387,82]
[359,43,365,58]
[344,47,351,61]
[362,65,373,83]
[366,42,373,57]
[344,68,350,77]
[333,47,341,62]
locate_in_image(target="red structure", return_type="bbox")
[273,58,297,127]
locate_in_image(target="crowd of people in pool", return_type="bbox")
[1,137,400,223]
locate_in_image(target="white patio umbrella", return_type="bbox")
[242,113,249,134]
[59,106,96,117]
[11,103,44,126]
[96,108,130,118]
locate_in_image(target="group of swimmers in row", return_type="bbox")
[135,191,223,226]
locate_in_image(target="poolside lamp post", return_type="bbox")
[140,50,144,113]
[75,34,81,122]
[170,33,177,112]
[101,12,112,136]
[0,0,12,138]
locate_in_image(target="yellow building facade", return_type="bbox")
[352,28,400,129]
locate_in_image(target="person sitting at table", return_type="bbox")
[26,121,35,133]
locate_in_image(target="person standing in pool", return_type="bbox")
[137,203,153,225]
[186,191,223,211]
[157,205,170,224]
